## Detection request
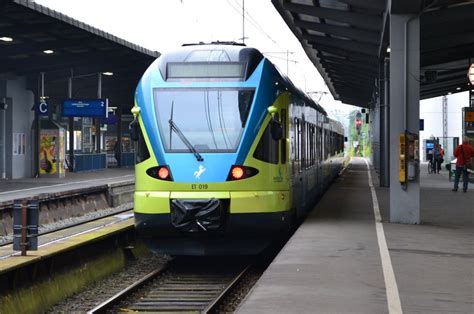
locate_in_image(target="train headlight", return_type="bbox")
[158,167,170,180]
[146,166,173,181]
[227,165,259,181]
[231,166,244,180]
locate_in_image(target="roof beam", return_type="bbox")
[325,65,376,79]
[317,50,378,67]
[294,19,380,44]
[420,77,468,91]
[305,34,379,56]
[330,78,373,89]
[335,0,386,12]
[283,2,383,31]
[422,3,474,26]
[0,37,115,56]
[0,52,152,76]
[422,32,474,52]
[323,58,379,72]
[421,44,474,67]
[310,43,379,63]
[333,86,372,98]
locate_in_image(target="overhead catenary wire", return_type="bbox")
[225,0,285,52]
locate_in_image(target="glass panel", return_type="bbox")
[154,88,254,153]
[253,123,279,164]
[167,63,245,79]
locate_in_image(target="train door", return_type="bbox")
[292,116,304,218]
[317,116,323,195]
[300,116,307,213]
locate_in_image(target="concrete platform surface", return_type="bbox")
[0,168,134,203]
[0,211,134,273]
[238,158,473,313]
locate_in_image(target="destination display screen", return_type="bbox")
[167,62,245,79]
[62,99,108,118]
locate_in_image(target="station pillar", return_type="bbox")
[380,58,390,187]
[389,14,420,224]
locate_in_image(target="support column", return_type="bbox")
[389,14,420,224]
[95,73,102,153]
[68,76,74,172]
[117,105,122,168]
[380,58,390,187]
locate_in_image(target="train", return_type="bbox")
[130,42,346,255]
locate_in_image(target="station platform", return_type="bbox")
[0,168,134,204]
[238,158,473,313]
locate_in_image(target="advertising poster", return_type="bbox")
[39,130,58,174]
[58,128,65,176]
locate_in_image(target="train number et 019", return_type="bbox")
[191,184,208,190]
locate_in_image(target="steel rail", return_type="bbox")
[203,264,252,313]
[87,259,251,313]
[87,266,169,314]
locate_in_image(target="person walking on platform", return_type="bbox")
[433,144,442,174]
[437,144,445,173]
[452,136,474,192]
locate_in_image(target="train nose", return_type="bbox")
[171,198,228,233]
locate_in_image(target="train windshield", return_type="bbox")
[154,88,255,153]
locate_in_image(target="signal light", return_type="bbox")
[227,165,259,181]
[146,166,173,181]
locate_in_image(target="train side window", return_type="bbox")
[253,122,278,164]
[136,123,150,163]
[281,109,287,164]
[295,118,300,171]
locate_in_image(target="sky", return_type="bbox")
[34,0,359,126]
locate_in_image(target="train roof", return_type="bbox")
[157,42,327,116]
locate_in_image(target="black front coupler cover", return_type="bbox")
[171,198,227,233]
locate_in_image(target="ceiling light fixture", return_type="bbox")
[102,72,114,76]
[386,47,391,53]
[456,87,461,91]
[468,63,474,85]
[43,50,54,54]
[0,37,13,42]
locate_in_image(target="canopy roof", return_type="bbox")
[0,0,159,105]
[272,0,474,107]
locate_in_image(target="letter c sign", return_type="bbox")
[37,101,48,116]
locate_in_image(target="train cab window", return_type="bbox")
[154,88,254,153]
[253,123,279,164]
[136,123,150,163]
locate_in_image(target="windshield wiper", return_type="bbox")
[169,118,204,162]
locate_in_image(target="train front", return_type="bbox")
[132,44,292,255]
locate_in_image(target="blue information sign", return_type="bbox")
[62,99,108,118]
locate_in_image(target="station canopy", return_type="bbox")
[0,0,159,106]
[272,0,474,108]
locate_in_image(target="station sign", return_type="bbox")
[62,98,108,118]
[36,101,49,116]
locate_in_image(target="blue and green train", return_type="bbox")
[131,42,345,255]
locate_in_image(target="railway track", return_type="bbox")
[88,257,251,313]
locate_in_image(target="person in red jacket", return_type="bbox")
[453,136,474,192]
